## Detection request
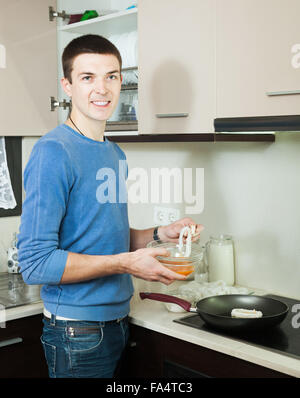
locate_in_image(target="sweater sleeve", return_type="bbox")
[17,140,73,285]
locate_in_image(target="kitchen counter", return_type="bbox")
[5,301,44,322]
[5,299,299,377]
[1,273,299,377]
[129,290,300,378]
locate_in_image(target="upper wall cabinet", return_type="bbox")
[216,0,300,119]
[0,0,58,136]
[3,1,298,137]
[138,0,216,134]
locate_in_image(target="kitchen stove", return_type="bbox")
[174,295,300,359]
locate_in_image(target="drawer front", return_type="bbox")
[0,314,48,378]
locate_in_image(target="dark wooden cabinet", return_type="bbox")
[0,316,291,378]
[121,324,291,378]
[0,314,48,378]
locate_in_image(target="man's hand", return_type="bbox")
[157,217,204,243]
[120,247,187,285]
[121,218,204,285]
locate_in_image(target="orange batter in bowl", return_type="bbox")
[159,262,195,276]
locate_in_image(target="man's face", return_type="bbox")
[62,53,122,122]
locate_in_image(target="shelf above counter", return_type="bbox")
[105,132,275,143]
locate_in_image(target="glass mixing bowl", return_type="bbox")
[147,240,203,276]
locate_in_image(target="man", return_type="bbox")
[17,34,203,378]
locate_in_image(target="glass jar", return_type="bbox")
[205,234,235,285]
[194,245,208,283]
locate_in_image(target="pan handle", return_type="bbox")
[139,292,192,312]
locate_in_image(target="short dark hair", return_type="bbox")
[62,34,122,83]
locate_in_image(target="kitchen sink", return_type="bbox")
[0,273,41,309]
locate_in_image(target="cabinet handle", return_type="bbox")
[156,113,189,118]
[266,90,300,96]
[0,337,23,348]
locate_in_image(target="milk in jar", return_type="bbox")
[207,235,235,285]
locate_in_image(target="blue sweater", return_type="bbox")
[17,124,133,321]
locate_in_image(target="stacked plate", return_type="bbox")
[108,31,138,68]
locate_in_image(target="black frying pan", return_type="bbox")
[140,293,289,332]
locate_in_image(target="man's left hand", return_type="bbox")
[157,217,204,243]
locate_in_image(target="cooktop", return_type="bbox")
[174,294,300,359]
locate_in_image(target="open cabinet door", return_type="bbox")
[0,0,57,136]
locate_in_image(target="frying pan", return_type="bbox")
[140,292,289,333]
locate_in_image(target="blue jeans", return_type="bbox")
[41,315,129,378]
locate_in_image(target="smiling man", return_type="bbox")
[61,50,121,141]
[17,35,203,378]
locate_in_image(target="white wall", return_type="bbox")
[1,133,299,300]
[119,132,300,300]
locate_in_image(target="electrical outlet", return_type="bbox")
[154,206,180,226]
